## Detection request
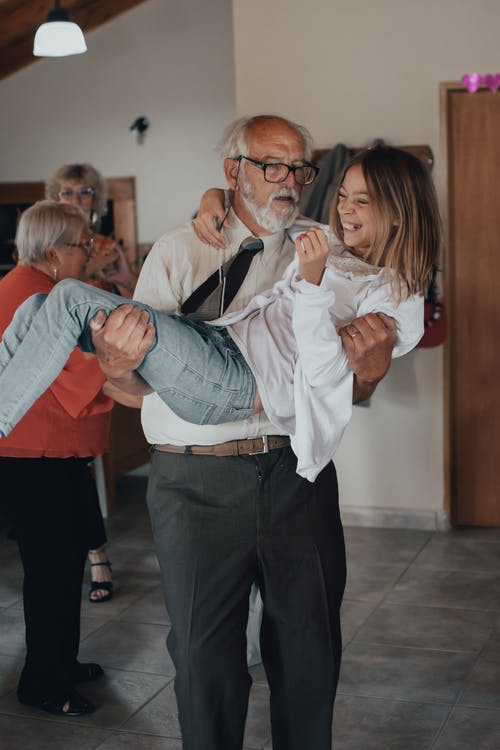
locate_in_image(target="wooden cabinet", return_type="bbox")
[0,176,139,274]
[441,83,500,526]
[102,404,150,509]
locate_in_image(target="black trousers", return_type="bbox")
[147,445,346,750]
[0,456,106,702]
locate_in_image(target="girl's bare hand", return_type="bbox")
[192,188,229,249]
[295,227,329,285]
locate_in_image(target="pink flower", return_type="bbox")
[482,73,500,93]
[461,73,482,93]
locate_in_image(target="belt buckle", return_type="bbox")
[248,435,269,455]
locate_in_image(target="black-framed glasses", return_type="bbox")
[58,187,95,199]
[236,155,319,186]
[64,238,94,256]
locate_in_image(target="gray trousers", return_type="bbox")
[147,445,346,750]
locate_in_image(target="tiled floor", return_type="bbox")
[1,473,500,749]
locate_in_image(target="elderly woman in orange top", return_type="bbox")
[0,201,136,716]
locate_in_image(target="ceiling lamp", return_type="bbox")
[33,1,87,58]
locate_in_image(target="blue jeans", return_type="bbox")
[0,278,256,436]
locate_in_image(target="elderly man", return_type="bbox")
[92,115,396,750]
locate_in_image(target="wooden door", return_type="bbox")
[441,83,500,525]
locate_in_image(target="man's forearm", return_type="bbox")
[342,312,397,404]
[352,376,378,404]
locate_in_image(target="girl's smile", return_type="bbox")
[337,164,375,259]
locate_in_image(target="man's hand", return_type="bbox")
[339,312,397,403]
[90,305,155,395]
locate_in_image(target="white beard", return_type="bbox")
[240,177,300,233]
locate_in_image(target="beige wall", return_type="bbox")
[0,0,236,243]
[233,0,500,522]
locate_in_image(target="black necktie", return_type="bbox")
[181,237,264,320]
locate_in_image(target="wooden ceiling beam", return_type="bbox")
[0,0,150,81]
[0,33,38,80]
[0,1,77,47]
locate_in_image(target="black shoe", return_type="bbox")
[18,687,95,716]
[72,662,104,683]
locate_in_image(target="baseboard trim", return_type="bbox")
[340,505,450,531]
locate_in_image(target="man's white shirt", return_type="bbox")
[134,210,294,446]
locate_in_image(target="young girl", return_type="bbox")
[0,147,441,481]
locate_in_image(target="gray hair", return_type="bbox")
[16,201,88,266]
[45,162,108,227]
[217,115,314,161]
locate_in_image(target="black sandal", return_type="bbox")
[89,561,113,603]
[18,687,95,716]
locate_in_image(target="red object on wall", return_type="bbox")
[417,299,446,348]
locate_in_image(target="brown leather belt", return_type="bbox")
[154,435,290,457]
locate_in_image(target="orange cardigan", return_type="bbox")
[0,266,113,458]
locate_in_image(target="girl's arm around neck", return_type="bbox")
[102,379,146,407]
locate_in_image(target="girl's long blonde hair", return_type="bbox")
[331,146,442,299]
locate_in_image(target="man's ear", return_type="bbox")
[224,157,240,190]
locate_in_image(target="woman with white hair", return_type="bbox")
[0,200,117,716]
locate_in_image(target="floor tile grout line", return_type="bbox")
[426,642,496,749]
[427,703,456,750]
[342,530,436,647]
[423,605,500,749]
[335,689,456,706]
[111,676,177,733]
[350,638,480,655]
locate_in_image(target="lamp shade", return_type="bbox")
[33,6,87,58]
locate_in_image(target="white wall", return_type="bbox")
[233,0,500,522]
[0,0,236,242]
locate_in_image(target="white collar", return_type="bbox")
[224,208,287,259]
